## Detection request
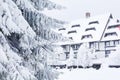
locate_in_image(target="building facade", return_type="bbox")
[57,13,120,60]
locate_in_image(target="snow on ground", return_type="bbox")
[57,68,120,80]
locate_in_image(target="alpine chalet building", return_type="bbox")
[57,13,120,60]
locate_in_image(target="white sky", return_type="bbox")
[43,0,120,22]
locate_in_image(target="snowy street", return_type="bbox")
[57,68,120,80]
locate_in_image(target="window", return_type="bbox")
[71,44,80,50]
[85,27,96,31]
[89,21,99,25]
[68,30,77,34]
[71,24,80,28]
[81,34,93,40]
[114,40,119,45]
[62,45,70,52]
[69,37,73,40]
[105,41,114,47]
[58,28,66,31]
[89,42,94,48]
[117,20,119,23]
[105,50,110,57]
[107,25,120,29]
[65,52,70,59]
[89,42,99,49]
[74,52,78,59]
[104,32,117,37]
[105,41,110,47]
[110,41,114,46]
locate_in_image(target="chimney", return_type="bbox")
[86,12,90,18]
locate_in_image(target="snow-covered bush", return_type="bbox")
[77,43,95,68]
[67,47,75,67]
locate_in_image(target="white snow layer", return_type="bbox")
[57,68,120,80]
[0,0,36,37]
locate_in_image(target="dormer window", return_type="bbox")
[104,32,117,37]
[85,27,96,31]
[71,24,80,28]
[68,30,77,34]
[58,28,66,31]
[89,21,99,25]
[81,34,93,40]
[107,25,120,29]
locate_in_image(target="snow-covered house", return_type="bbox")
[57,13,120,60]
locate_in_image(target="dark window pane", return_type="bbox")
[85,27,96,31]
[71,24,80,28]
[89,21,99,25]
[68,30,77,34]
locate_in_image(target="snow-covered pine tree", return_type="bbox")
[0,0,67,80]
[77,43,95,68]
[67,47,75,68]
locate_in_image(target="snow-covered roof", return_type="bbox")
[57,13,116,44]
[102,18,120,41]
